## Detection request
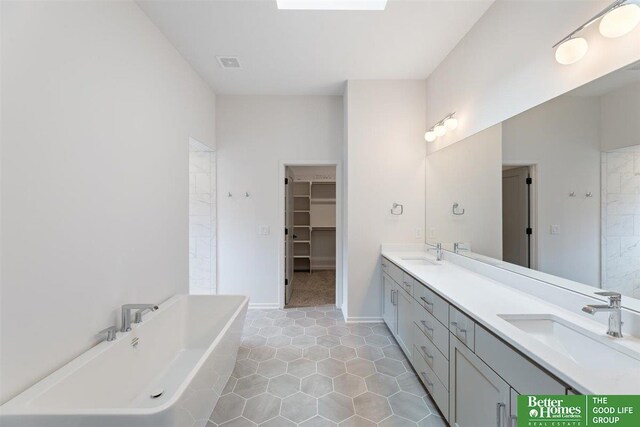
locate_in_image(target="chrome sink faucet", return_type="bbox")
[121,304,158,332]
[582,291,623,338]
[428,243,443,261]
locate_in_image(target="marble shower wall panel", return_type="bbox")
[189,140,217,295]
[603,146,640,298]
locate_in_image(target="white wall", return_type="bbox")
[601,81,640,152]
[503,95,601,286]
[425,125,503,260]
[0,1,216,403]
[345,80,426,321]
[426,0,640,153]
[216,96,343,308]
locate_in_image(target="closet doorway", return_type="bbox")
[502,164,537,269]
[284,165,337,308]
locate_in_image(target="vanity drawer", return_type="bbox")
[414,324,449,389]
[413,344,449,421]
[400,272,414,295]
[414,283,449,326]
[381,257,403,286]
[475,326,566,395]
[413,301,449,358]
[449,306,475,351]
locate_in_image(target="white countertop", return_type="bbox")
[381,249,640,394]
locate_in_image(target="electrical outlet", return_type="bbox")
[416,228,423,239]
[258,225,270,236]
[428,228,436,238]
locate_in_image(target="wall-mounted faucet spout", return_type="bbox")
[121,304,158,332]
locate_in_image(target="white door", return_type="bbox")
[285,168,295,305]
[502,166,531,268]
[450,336,510,427]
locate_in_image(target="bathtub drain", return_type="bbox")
[150,389,164,399]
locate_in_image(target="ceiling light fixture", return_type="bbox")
[424,113,457,143]
[276,0,387,11]
[555,37,589,65]
[553,0,640,65]
[600,3,640,37]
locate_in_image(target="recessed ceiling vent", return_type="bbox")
[217,56,241,69]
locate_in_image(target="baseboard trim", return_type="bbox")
[344,316,384,324]
[249,303,280,310]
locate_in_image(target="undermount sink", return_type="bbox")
[400,257,439,266]
[498,314,640,370]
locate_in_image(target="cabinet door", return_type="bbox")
[395,285,413,358]
[450,336,510,427]
[382,273,397,334]
[510,388,519,427]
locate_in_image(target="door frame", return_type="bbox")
[502,163,538,270]
[278,160,342,310]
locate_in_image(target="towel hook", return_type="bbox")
[452,203,465,216]
[390,203,404,215]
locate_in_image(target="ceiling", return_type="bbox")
[137,0,493,95]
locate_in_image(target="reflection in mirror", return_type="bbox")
[426,60,640,302]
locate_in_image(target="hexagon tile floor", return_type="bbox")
[206,305,448,427]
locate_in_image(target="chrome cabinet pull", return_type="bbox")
[496,403,506,427]
[419,372,433,388]
[420,320,434,332]
[451,321,467,336]
[420,346,434,366]
[419,297,433,313]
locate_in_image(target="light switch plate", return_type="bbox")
[259,225,270,235]
[550,225,560,235]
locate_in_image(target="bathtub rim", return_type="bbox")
[0,294,249,416]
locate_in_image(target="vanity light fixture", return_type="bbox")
[424,113,457,142]
[553,0,640,65]
[600,2,640,37]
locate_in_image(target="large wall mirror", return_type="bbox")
[426,60,640,309]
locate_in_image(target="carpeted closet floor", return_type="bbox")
[286,270,335,308]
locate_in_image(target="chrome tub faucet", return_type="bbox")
[121,304,158,332]
[582,291,623,338]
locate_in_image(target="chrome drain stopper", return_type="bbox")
[150,389,164,399]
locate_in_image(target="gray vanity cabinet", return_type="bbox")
[510,389,519,427]
[381,255,570,427]
[450,336,510,427]
[395,284,413,358]
[381,268,413,358]
[382,273,397,335]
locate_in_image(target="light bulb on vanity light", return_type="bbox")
[444,116,458,130]
[434,123,447,136]
[599,3,640,38]
[555,37,589,65]
[424,130,437,142]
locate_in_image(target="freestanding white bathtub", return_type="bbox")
[0,294,248,427]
